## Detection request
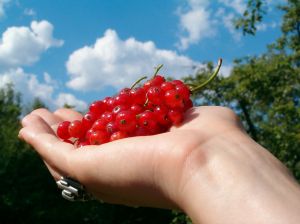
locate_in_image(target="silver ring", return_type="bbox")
[56,177,94,202]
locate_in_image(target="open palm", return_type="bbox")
[19,106,244,209]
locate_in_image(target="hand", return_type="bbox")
[19,106,300,223]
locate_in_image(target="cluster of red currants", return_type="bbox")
[56,59,222,147]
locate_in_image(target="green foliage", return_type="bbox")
[185,0,300,180]
[176,2,300,222]
[234,0,265,35]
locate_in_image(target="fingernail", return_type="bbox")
[18,129,24,140]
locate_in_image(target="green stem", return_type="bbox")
[190,58,222,93]
[152,64,164,78]
[130,76,147,89]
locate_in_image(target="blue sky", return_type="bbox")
[0,0,284,111]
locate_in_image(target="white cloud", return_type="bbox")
[24,8,36,16]
[0,20,63,69]
[218,0,246,15]
[220,63,232,77]
[220,11,242,41]
[256,21,278,31]
[0,0,10,18]
[66,29,201,91]
[0,68,87,111]
[0,68,54,103]
[55,93,87,111]
[176,0,216,50]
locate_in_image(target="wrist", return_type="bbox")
[176,130,300,223]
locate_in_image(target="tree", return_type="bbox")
[184,0,300,180]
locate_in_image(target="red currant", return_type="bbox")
[115,110,137,132]
[69,120,85,138]
[57,121,71,140]
[89,130,110,145]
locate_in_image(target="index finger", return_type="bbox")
[19,113,75,177]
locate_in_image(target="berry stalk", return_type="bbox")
[190,58,222,93]
[152,64,163,78]
[130,76,147,89]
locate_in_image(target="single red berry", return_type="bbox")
[168,109,184,126]
[115,88,132,105]
[161,81,175,92]
[89,100,106,116]
[110,131,128,141]
[143,80,152,91]
[89,130,110,145]
[82,112,97,130]
[172,80,184,86]
[151,75,165,86]
[115,110,137,132]
[147,86,163,105]
[69,120,85,138]
[138,111,158,130]
[130,87,146,105]
[57,121,71,140]
[130,104,143,115]
[164,89,184,109]
[104,97,116,110]
[92,118,108,131]
[175,84,191,100]
[154,105,171,126]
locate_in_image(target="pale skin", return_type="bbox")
[19,106,300,224]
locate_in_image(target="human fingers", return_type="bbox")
[30,108,62,126]
[54,108,83,122]
[22,110,67,179]
[19,114,75,177]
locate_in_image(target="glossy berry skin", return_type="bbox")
[115,110,137,132]
[112,105,129,117]
[130,88,146,105]
[172,80,184,86]
[82,112,97,130]
[115,88,132,105]
[138,111,158,130]
[92,118,108,131]
[161,81,175,92]
[154,105,171,126]
[89,130,109,145]
[105,97,116,110]
[130,104,143,115]
[175,84,191,100]
[89,100,106,116]
[164,89,184,109]
[101,112,114,123]
[168,109,184,126]
[151,75,165,86]
[57,121,71,140]
[147,86,163,105]
[69,120,85,138]
[110,131,128,141]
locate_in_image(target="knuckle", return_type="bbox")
[31,108,48,115]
